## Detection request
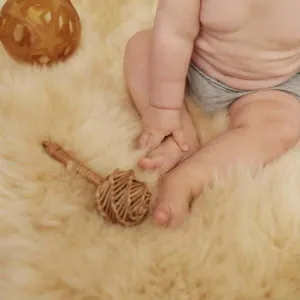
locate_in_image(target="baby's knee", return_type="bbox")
[274,115,300,150]
[124,29,152,84]
[125,29,152,58]
[230,91,300,151]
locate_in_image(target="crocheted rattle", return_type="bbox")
[42,141,152,226]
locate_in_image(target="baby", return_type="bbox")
[124,0,300,227]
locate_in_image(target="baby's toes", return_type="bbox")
[152,186,190,228]
[138,156,164,170]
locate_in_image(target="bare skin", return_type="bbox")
[194,0,300,90]
[124,0,300,227]
[124,30,200,175]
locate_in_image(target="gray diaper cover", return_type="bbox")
[187,62,300,114]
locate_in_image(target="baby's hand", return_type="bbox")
[139,106,188,152]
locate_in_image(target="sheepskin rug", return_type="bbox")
[1,0,300,299]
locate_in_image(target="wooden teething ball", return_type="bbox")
[42,141,152,227]
[0,0,81,65]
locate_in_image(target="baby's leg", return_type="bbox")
[124,29,199,173]
[153,90,300,227]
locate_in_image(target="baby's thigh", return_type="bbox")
[229,90,300,142]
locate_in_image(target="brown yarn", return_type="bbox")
[0,0,81,65]
[42,141,152,226]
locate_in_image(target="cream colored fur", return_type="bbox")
[1,0,300,299]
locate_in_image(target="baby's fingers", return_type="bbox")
[172,129,189,152]
[147,133,165,151]
[139,131,164,151]
[139,132,150,149]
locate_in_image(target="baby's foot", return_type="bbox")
[152,165,196,227]
[138,135,198,174]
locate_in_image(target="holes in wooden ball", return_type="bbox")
[43,11,52,24]
[13,24,24,43]
[63,45,71,56]
[31,54,50,65]
[13,24,34,47]
[57,14,75,36]
[0,17,7,36]
[38,56,50,64]
[69,20,74,33]
[58,15,64,30]
[57,44,73,60]
[27,5,52,25]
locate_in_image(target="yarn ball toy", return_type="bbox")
[0,0,81,65]
[42,141,152,227]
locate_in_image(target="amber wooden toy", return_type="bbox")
[0,0,81,65]
[42,141,152,227]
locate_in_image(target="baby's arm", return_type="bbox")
[150,0,201,110]
[139,0,200,151]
